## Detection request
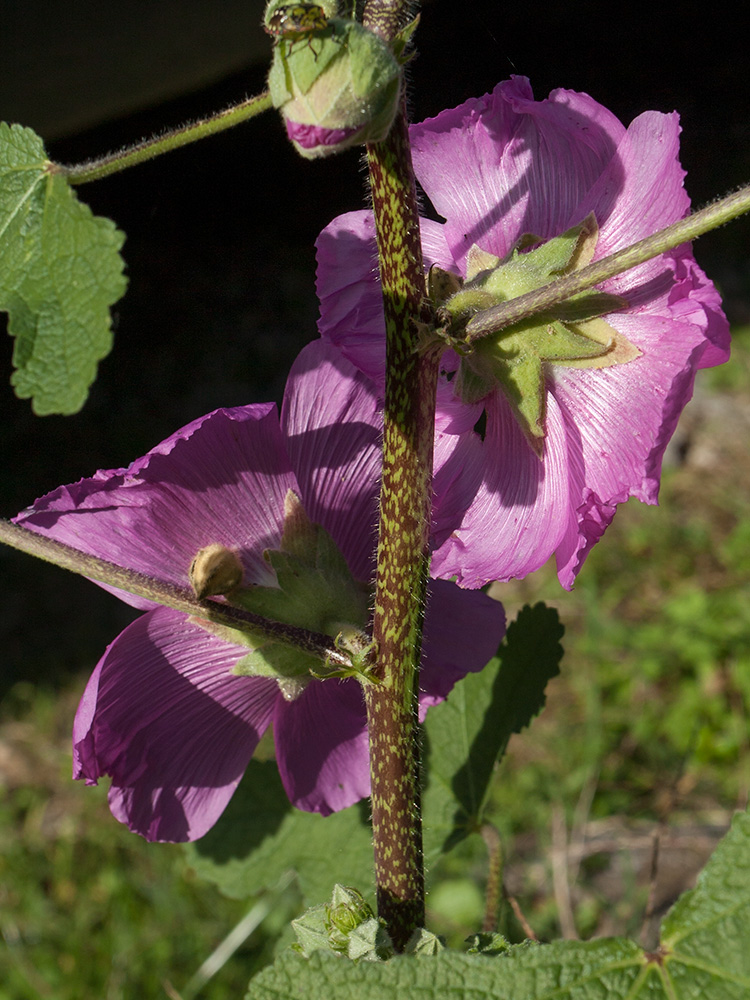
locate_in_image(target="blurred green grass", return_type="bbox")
[0,685,300,1000]
[2,332,749,995]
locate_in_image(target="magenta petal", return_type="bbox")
[431,426,484,551]
[15,405,297,606]
[74,607,278,842]
[282,340,382,580]
[410,77,626,269]
[586,111,687,265]
[286,120,357,150]
[668,255,729,369]
[561,312,707,497]
[316,77,729,592]
[315,210,388,391]
[273,678,371,815]
[549,310,712,587]
[314,216,455,391]
[419,579,506,713]
[431,391,575,587]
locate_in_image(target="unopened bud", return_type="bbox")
[189,544,243,599]
[267,15,401,158]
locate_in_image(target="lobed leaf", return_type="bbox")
[422,603,564,858]
[247,807,750,999]
[0,122,127,414]
[184,760,374,907]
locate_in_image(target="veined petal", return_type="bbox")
[555,311,707,503]
[315,210,387,390]
[668,254,730,369]
[273,676,370,815]
[431,391,574,587]
[74,607,277,842]
[282,340,382,580]
[419,578,506,711]
[431,425,484,551]
[14,405,296,605]
[410,77,625,270]
[586,111,687,263]
[547,309,710,589]
[317,76,729,591]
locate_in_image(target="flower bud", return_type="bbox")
[189,544,243,598]
[267,14,402,158]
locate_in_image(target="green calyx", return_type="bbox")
[267,16,401,156]
[193,491,372,694]
[444,214,641,456]
[292,884,394,961]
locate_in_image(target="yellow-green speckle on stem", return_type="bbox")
[364,49,435,945]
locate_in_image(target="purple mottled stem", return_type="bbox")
[363,0,435,939]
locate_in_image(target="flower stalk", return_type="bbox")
[53,91,273,185]
[465,181,750,342]
[0,518,349,667]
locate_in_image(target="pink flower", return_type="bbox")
[316,77,730,589]
[15,341,505,841]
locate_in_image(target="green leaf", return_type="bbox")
[0,122,127,414]
[184,760,374,907]
[247,808,750,999]
[660,809,750,993]
[245,942,640,999]
[422,603,563,858]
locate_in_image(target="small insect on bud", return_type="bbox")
[263,3,331,58]
[189,544,243,599]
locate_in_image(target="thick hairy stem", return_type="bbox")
[365,95,437,948]
[361,0,404,40]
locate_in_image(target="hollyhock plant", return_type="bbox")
[315,76,730,590]
[13,340,506,842]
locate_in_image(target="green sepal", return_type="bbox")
[516,211,598,275]
[231,493,369,635]
[268,17,401,157]
[291,906,331,957]
[346,919,394,962]
[232,643,320,683]
[326,885,376,951]
[447,215,640,453]
[203,492,371,686]
[404,928,446,956]
[465,932,514,955]
[292,884,394,962]
[391,14,420,63]
[234,539,369,638]
[346,22,400,102]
